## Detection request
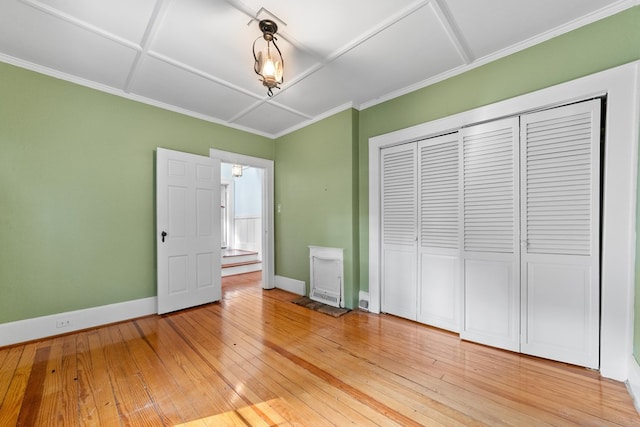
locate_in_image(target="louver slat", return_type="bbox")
[463,126,515,253]
[420,136,459,249]
[382,147,416,246]
[523,111,594,256]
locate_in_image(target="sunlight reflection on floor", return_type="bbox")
[174,398,291,426]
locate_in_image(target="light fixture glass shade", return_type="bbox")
[256,47,283,86]
[232,164,243,177]
[253,19,284,96]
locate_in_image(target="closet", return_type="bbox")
[381,99,601,369]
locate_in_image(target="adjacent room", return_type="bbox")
[1,0,640,425]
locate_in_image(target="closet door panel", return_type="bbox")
[520,100,600,369]
[523,257,595,365]
[460,118,520,352]
[383,247,417,319]
[381,143,418,320]
[417,134,460,331]
[419,251,459,329]
[464,256,518,345]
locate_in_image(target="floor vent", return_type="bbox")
[312,292,339,305]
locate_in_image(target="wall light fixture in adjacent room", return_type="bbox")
[232,164,243,177]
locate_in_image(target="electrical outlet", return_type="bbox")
[56,319,72,328]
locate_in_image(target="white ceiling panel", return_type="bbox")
[151,0,257,92]
[0,0,632,137]
[131,56,258,121]
[272,66,354,117]
[28,0,159,44]
[328,3,467,105]
[443,0,619,59]
[0,0,138,88]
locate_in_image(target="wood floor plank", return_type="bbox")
[270,300,635,424]
[220,300,470,426]
[56,334,80,426]
[76,329,122,426]
[170,310,338,426]
[293,323,570,426]
[99,324,165,425]
[117,321,188,426]
[0,272,638,426]
[15,343,50,426]
[0,344,36,427]
[214,295,466,425]
[0,346,23,404]
[133,315,257,423]
[219,280,627,425]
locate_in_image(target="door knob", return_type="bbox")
[161,231,167,242]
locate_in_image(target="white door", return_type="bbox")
[417,133,461,332]
[460,117,521,352]
[520,100,601,368]
[381,143,418,320]
[156,148,221,314]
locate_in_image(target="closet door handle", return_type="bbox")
[161,231,167,242]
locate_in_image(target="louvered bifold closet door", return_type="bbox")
[417,133,461,331]
[381,143,418,321]
[460,117,520,352]
[520,100,601,369]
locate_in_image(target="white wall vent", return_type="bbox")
[309,246,344,308]
[359,291,370,311]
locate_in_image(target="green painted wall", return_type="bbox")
[357,6,640,302]
[0,62,273,324]
[274,109,359,308]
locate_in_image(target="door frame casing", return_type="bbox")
[220,179,235,249]
[368,61,640,381]
[210,149,275,289]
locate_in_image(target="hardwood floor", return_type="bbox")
[1,271,638,426]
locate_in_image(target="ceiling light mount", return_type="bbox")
[253,19,284,97]
[259,19,278,41]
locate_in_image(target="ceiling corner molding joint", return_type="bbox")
[430,0,474,64]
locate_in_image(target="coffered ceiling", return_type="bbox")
[0,0,634,138]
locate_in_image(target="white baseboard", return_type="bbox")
[0,297,157,347]
[275,275,305,295]
[359,291,370,311]
[627,354,640,414]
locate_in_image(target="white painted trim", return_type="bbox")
[369,61,639,381]
[0,297,156,347]
[221,178,235,249]
[275,275,306,295]
[222,262,262,277]
[210,149,276,290]
[627,354,640,414]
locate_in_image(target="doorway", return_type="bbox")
[220,163,263,277]
[210,149,275,290]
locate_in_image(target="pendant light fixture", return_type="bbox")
[253,19,284,97]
